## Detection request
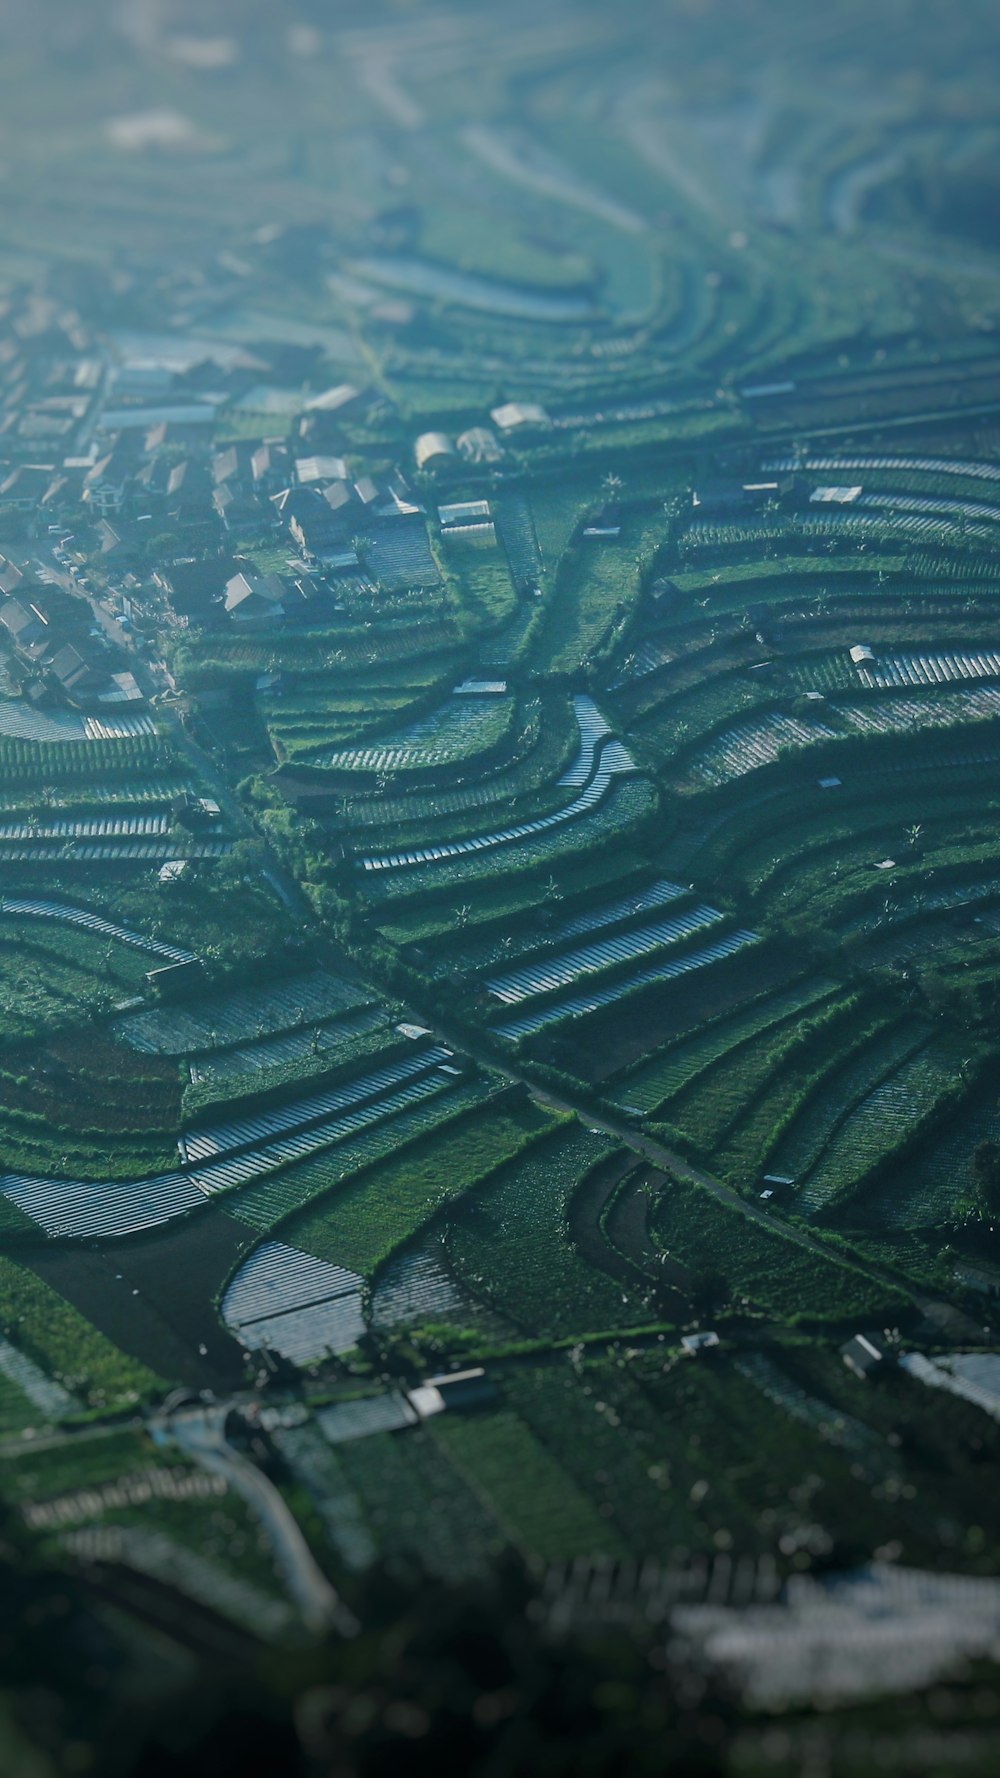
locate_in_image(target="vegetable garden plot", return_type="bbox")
[445,1127,634,1340]
[610,978,840,1115]
[0,839,230,865]
[486,904,724,1005]
[493,930,759,1041]
[795,1043,963,1218]
[221,1242,365,1365]
[83,714,157,740]
[0,777,192,813]
[765,454,1000,484]
[285,1094,554,1280]
[837,686,1000,736]
[0,1069,459,1241]
[225,1078,496,1235]
[859,491,1000,527]
[447,877,691,982]
[765,1021,932,1184]
[187,1008,388,1086]
[369,1242,464,1330]
[0,897,196,963]
[0,814,170,842]
[311,693,515,775]
[359,738,637,873]
[854,651,1000,690]
[0,703,90,741]
[179,1045,453,1163]
[114,969,371,1055]
[691,712,836,787]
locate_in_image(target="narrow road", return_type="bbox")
[166,1405,357,1637]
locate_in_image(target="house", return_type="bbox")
[224,570,287,623]
[154,557,237,627]
[0,464,56,513]
[304,383,365,416]
[295,455,348,485]
[83,450,132,516]
[407,1368,497,1419]
[0,596,45,652]
[414,431,456,471]
[681,1332,721,1357]
[456,426,504,464]
[438,499,492,532]
[490,401,551,434]
[251,441,292,491]
[0,556,26,597]
[841,1332,892,1380]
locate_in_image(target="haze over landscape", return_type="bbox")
[1,2,1000,1772]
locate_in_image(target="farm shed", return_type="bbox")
[407,1367,497,1418]
[490,401,551,434]
[438,499,492,530]
[841,1333,891,1380]
[414,431,456,470]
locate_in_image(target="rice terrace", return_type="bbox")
[1,0,1000,1772]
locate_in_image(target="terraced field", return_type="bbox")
[8,5,1000,1691]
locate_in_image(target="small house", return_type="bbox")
[841,1332,891,1380]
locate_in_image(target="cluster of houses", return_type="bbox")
[0,558,142,711]
[0,286,453,630]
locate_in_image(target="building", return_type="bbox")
[414,431,457,472]
[438,499,492,532]
[490,401,551,435]
[224,571,287,623]
[456,426,504,464]
[841,1332,891,1380]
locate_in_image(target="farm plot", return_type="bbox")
[853,650,1000,691]
[310,691,515,777]
[221,1242,366,1365]
[610,977,840,1116]
[650,1176,903,1325]
[0,1063,468,1242]
[369,1240,465,1331]
[0,703,155,742]
[186,1007,389,1088]
[178,1044,453,1164]
[837,686,1000,736]
[358,731,637,874]
[114,969,371,1055]
[0,1255,163,1410]
[486,904,724,1005]
[445,1127,650,1338]
[333,1424,505,1581]
[430,1408,625,1564]
[285,1094,556,1279]
[689,711,836,787]
[764,454,1000,485]
[1,897,196,963]
[444,875,689,980]
[796,1041,967,1219]
[493,929,759,1042]
[223,1077,497,1235]
[765,1021,933,1186]
[668,992,870,1164]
